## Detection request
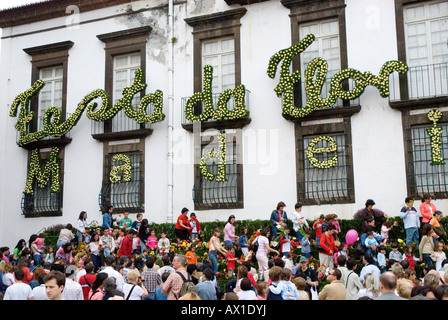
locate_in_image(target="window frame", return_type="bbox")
[193,129,244,210]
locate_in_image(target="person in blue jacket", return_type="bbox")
[102,205,116,230]
[270,201,288,239]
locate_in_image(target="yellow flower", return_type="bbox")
[397,239,403,243]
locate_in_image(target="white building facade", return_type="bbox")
[0,0,447,248]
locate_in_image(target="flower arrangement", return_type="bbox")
[199,131,227,182]
[109,153,132,183]
[10,68,165,147]
[184,65,249,123]
[305,135,338,169]
[267,33,408,119]
[24,147,61,194]
[426,109,445,165]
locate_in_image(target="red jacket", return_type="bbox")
[117,235,133,258]
[319,232,338,256]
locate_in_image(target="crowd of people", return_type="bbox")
[1,195,448,301]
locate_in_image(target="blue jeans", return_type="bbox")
[224,240,234,248]
[209,251,218,273]
[422,254,433,267]
[405,228,419,244]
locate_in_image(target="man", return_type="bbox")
[3,269,34,300]
[158,255,175,276]
[117,228,136,259]
[359,254,381,289]
[375,272,407,300]
[141,256,162,300]
[161,254,191,300]
[100,255,125,291]
[196,268,217,300]
[293,256,319,299]
[319,224,338,270]
[61,265,83,300]
[32,273,48,300]
[43,270,66,300]
[78,262,96,300]
[336,255,349,287]
[318,268,346,300]
[400,197,420,245]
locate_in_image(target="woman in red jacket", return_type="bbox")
[318,224,338,270]
[420,193,437,225]
[117,228,137,259]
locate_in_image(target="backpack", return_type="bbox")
[176,271,197,297]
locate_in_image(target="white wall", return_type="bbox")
[1,0,445,249]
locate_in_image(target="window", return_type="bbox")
[94,26,152,138]
[21,148,63,217]
[193,130,244,209]
[404,107,448,199]
[296,118,355,205]
[38,66,63,131]
[100,149,144,213]
[299,19,342,107]
[395,0,448,99]
[202,38,236,92]
[111,53,141,132]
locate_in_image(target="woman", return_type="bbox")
[55,243,74,265]
[358,273,380,299]
[255,228,280,281]
[76,211,89,243]
[89,233,101,273]
[57,224,75,248]
[224,215,237,247]
[12,239,26,264]
[138,219,151,253]
[270,202,288,239]
[16,256,33,285]
[420,194,437,225]
[102,205,115,230]
[89,272,108,300]
[122,270,148,300]
[430,210,446,239]
[209,227,228,274]
[354,199,388,233]
[174,207,191,241]
[318,224,338,270]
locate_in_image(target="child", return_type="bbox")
[226,245,237,277]
[334,242,348,266]
[377,245,387,273]
[157,232,170,256]
[188,212,201,241]
[238,227,249,257]
[146,229,158,254]
[419,224,435,267]
[389,242,402,262]
[185,245,198,266]
[364,231,379,257]
[402,244,419,271]
[44,245,54,264]
[300,229,311,259]
[140,249,150,270]
[269,268,299,300]
[313,214,325,250]
[131,213,143,231]
[282,252,295,271]
[432,241,446,271]
[119,211,133,229]
[279,226,292,257]
[381,220,393,245]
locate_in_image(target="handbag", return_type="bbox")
[310,285,318,300]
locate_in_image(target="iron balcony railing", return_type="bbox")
[389,62,448,101]
[181,89,251,126]
[91,106,153,135]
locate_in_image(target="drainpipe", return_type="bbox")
[167,0,174,223]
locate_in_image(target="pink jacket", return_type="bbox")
[420,203,437,223]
